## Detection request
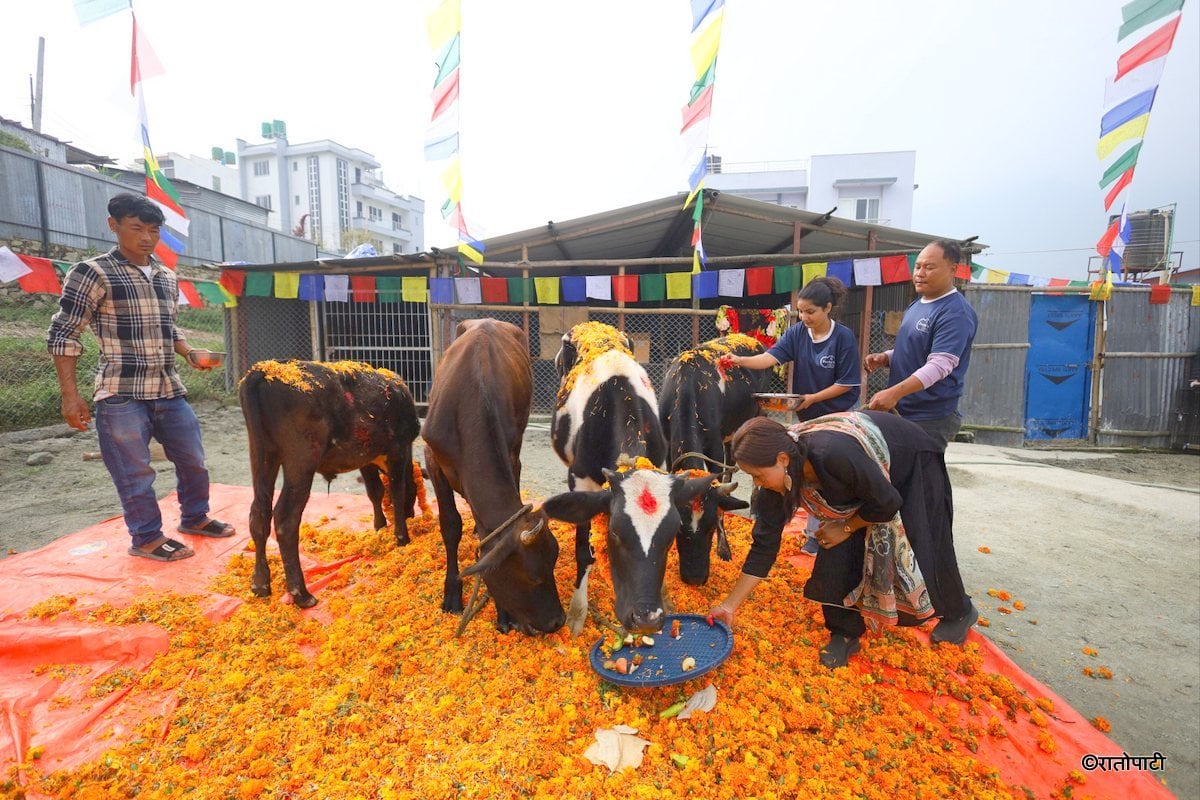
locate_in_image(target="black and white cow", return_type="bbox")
[543,467,732,634]
[550,321,667,633]
[659,335,764,584]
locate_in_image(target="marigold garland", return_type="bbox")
[9,509,1105,800]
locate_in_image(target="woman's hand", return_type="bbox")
[708,603,737,629]
[863,352,889,373]
[795,394,814,411]
[815,520,856,549]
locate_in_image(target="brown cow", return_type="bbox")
[422,319,565,635]
[239,360,420,608]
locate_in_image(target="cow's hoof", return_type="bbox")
[394,533,411,546]
[442,596,464,614]
[251,582,271,598]
[293,592,319,609]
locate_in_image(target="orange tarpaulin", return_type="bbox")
[0,486,1173,799]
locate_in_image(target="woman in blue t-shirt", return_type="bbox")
[727,276,863,554]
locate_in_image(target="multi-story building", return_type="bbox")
[703,150,917,230]
[236,131,424,256]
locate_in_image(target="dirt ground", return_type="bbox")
[1,401,1198,798]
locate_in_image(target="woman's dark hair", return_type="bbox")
[731,417,803,467]
[107,193,165,225]
[798,276,846,309]
[932,239,963,265]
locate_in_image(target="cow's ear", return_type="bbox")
[461,535,516,578]
[542,490,612,525]
[675,474,717,505]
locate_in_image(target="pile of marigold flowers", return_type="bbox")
[11,507,1100,800]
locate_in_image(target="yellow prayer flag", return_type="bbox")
[801,262,827,287]
[666,272,692,300]
[143,147,161,176]
[426,0,460,49]
[689,9,724,79]
[458,241,484,264]
[984,268,1008,285]
[442,157,462,203]
[274,272,299,299]
[402,276,429,303]
[1088,271,1113,301]
[218,284,237,308]
[691,250,701,274]
[1192,285,1200,307]
[534,277,560,305]
[684,179,703,210]
[1097,114,1149,160]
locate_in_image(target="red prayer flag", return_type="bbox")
[350,276,376,303]
[681,84,714,133]
[955,262,972,281]
[745,267,773,295]
[880,255,911,284]
[145,173,186,218]
[480,277,508,304]
[1103,167,1135,212]
[178,279,203,307]
[15,255,61,295]
[1149,284,1172,305]
[153,240,178,269]
[219,269,246,297]
[1096,220,1120,257]
[612,275,639,303]
[1116,16,1181,81]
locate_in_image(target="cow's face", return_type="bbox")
[544,469,714,634]
[554,334,577,380]
[461,508,564,635]
[675,481,749,585]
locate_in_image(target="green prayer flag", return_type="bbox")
[1099,142,1142,188]
[1068,280,1090,288]
[506,276,530,304]
[1119,0,1183,41]
[690,62,716,104]
[639,274,665,302]
[906,253,918,272]
[376,276,402,303]
[194,282,226,306]
[773,265,800,294]
[970,261,986,280]
[244,272,273,297]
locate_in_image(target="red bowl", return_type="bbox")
[189,350,226,368]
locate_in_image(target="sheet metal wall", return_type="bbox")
[0,147,318,266]
[960,286,1029,446]
[1098,287,1199,448]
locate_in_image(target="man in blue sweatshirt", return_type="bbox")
[864,240,977,451]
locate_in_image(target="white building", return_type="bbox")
[134,151,240,197]
[703,150,917,230]
[236,134,424,256]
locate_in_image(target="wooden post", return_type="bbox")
[788,221,802,391]
[860,231,878,405]
[521,245,530,342]
[617,265,626,332]
[1088,299,1106,444]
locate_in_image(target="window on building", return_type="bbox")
[253,160,270,177]
[212,176,221,192]
[295,195,301,206]
[356,201,363,217]
[255,195,273,210]
[355,167,362,183]
[369,206,382,222]
[392,212,403,230]
[336,159,350,233]
[307,156,322,241]
[854,198,880,224]
[293,162,298,172]
[393,243,402,254]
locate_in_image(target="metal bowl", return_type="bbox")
[189,350,226,368]
[753,392,804,412]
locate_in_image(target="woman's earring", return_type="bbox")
[783,472,792,493]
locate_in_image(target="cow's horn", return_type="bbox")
[520,518,546,546]
[717,481,738,495]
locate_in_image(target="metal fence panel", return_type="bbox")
[1098,287,1197,448]
[960,286,1030,446]
[323,297,434,404]
[232,296,314,377]
[0,150,40,228]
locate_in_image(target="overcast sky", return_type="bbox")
[2,1,1197,279]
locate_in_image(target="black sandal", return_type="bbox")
[818,635,861,669]
[177,518,236,538]
[128,538,194,562]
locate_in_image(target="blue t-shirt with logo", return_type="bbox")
[767,321,861,420]
[889,290,978,421]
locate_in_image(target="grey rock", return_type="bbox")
[26,452,53,466]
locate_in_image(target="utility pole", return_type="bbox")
[31,37,46,132]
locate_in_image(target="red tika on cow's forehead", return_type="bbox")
[636,484,659,516]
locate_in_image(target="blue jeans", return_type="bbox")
[95,396,211,547]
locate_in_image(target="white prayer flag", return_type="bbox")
[586,275,612,300]
[324,274,349,302]
[455,277,482,304]
[718,269,744,297]
[0,247,33,283]
[853,258,882,286]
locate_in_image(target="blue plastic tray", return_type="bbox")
[589,613,733,687]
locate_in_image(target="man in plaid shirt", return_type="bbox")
[47,193,236,562]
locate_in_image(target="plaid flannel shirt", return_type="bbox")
[47,248,188,400]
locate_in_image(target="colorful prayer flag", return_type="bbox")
[244,272,273,298]
[273,272,300,299]
[717,269,744,297]
[745,267,773,296]
[324,275,350,302]
[1148,284,1172,304]
[585,275,612,301]
[15,255,61,295]
[801,262,827,287]
[693,271,719,299]
[430,277,455,304]
[852,258,881,287]
[880,255,911,284]
[666,272,692,300]
[640,273,666,302]
[297,275,324,301]
[534,276,560,305]
[455,277,482,304]
[402,277,428,303]
[0,246,32,282]
[612,275,639,303]
[480,277,508,304]
[350,275,376,303]
[219,269,246,297]
[561,276,586,303]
